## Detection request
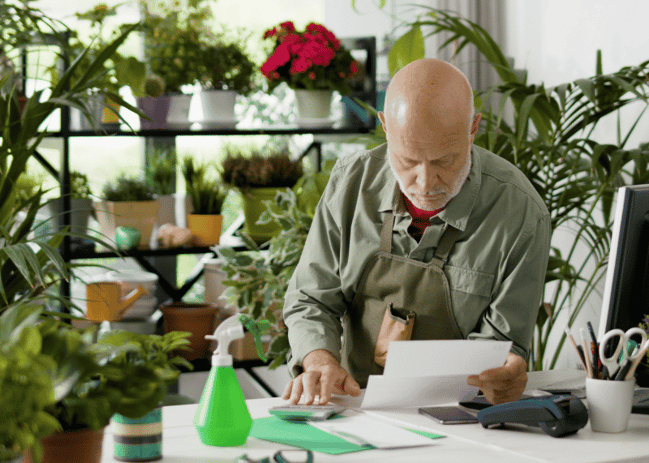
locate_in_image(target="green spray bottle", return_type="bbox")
[193,314,268,446]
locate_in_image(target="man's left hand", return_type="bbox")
[467,352,527,404]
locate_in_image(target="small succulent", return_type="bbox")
[143,74,165,98]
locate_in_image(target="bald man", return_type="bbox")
[282,59,551,406]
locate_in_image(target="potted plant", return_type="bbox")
[135,74,170,130]
[46,171,95,238]
[261,21,359,121]
[145,148,176,227]
[219,167,332,365]
[0,304,60,463]
[25,318,192,463]
[94,175,159,249]
[221,144,303,244]
[197,38,257,127]
[181,157,226,246]
[142,0,213,128]
[159,300,220,363]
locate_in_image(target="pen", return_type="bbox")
[624,342,649,381]
[565,326,587,372]
[580,328,594,379]
[586,321,599,378]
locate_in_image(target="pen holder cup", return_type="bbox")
[586,377,635,433]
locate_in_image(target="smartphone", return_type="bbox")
[418,406,478,424]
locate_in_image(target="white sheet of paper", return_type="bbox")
[310,413,437,449]
[383,340,512,377]
[361,340,512,409]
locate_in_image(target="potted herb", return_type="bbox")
[197,38,257,127]
[221,145,303,243]
[94,175,159,249]
[181,157,226,246]
[142,0,213,128]
[261,21,359,120]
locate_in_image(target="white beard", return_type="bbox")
[388,148,472,211]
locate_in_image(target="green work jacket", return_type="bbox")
[283,143,551,377]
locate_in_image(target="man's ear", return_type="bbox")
[378,111,388,135]
[470,113,482,136]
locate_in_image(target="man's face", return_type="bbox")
[382,113,480,211]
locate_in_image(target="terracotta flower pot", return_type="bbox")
[159,302,219,361]
[186,214,222,246]
[24,427,105,463]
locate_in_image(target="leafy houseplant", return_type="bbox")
[95,175,159,249]
[0,4,141,311]
[358,5,649,371]
[261,21,359,120]
[182,157,227,245]
[219,168,332,368]
[221,147,303,243]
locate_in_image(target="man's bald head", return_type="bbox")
[383,58,475,135]
[378,59,481,211]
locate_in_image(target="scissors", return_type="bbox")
[599,328,649,380]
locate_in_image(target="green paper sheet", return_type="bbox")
[249,416,445,455]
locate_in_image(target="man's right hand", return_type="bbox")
[281,349,361,405]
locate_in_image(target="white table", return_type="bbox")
[100,393,649,463]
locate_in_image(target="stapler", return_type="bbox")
[477,395,588,437]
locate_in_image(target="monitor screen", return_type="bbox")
[598,184,649,340]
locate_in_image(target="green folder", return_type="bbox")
[249,416,444,455]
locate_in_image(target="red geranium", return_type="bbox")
[261,21,359,94]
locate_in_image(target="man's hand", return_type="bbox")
[467,352,527,404]
[281,349,361,405]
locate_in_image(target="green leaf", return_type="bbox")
[388,25,425,76]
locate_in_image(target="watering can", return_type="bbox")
[86,281,149,322]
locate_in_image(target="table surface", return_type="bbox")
[100,374,649,463]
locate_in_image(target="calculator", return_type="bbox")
[269,403,345,421]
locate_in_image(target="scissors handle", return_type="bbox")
[624,328,648,360]
[599,329,625,376]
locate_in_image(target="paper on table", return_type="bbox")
[361,340,512,409]
[310,413,439,449]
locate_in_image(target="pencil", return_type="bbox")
[586,321,599,377]
[580,328,594,379]
[565,326,588,371]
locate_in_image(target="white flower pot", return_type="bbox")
[199,89,237,127]
[294,89,333,120]
[166,94,193,129]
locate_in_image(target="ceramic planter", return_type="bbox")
[166,94,193,129]
[199,89,237,127]
[186,214,222,246]
[23,427,105,463]
[136,96,171,130]
[241,187,287,244]
[294,89,333,120]
[159,302,219,361]
[101,97,121,127]
[112,407,162,462]
[155,194,176,228]
[46,197,93,235]
[94,200,159,250]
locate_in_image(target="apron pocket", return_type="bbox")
[374,302,415,367]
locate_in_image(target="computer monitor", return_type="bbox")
[599,184,649,336]
[598,185,649,387]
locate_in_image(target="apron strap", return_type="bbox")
[380,212,395,253]
[431,224,462,268]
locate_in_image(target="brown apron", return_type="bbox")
[341,212,464,387]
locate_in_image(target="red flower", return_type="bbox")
[349,61,358,76]
[280,21,295,32]
[263,27,277,39]
[271,71,280,79]
[308,71,316,80]
[290,57,311,74]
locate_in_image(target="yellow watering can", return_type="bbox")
[86,281,148,322]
